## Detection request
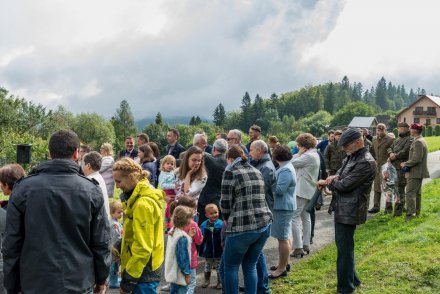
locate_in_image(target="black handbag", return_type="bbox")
[305,168,324,213]
[305,188,323,213]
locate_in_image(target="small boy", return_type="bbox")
[165,206,193,294]
[381,162,398,214]
[199,203,223,289]
[109,201,123,288]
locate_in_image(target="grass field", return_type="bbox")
[425,136,440,152]
[270,178,440,293]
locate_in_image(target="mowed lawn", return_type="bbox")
[425,136,440,152]
[270,178,440,293]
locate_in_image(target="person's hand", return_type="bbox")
[326,175,339,185]
[93,283,106,294]
[298,146,306,155]
[389,153,396,161]
[185,274,191,285]
[400,162,406,168]
[165,194,175,203]
[317,179,327,188]
[188,226,196,237]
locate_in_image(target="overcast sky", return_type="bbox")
[1,0,439,119]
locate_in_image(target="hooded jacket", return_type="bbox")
[2,159,111,294]
[119,179,165,292]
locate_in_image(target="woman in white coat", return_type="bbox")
[290,133,320,257]
[99,143,115,197]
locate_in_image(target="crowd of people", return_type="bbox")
[0,121,429,294]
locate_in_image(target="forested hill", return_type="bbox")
[212,76,424,136]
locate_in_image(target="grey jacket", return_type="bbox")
[291,149,320,200]
[250,154,276,210]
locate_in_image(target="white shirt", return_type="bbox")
[88,171,110,219]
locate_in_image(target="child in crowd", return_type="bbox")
[199,203,223,289]
[170,196,203,294]
[159,155,177,232]
[109,201,124,289]
[165,206,193,294]
[382,162,398,214]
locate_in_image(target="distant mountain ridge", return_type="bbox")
[135,116,211,130]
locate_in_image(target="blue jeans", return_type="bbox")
[132,281,159,294]
[256,252,270,294]
[187,268,196,294]
[108,261,120,288]
[335,222,361,294]
[221,224,271,294]
[170,283,187,294]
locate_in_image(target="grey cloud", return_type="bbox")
[0,0,346,119]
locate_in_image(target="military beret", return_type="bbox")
[338,128,362,147]
[410,123,423,131]
[397,122,410,128]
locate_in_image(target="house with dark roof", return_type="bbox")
[397,95,440,126]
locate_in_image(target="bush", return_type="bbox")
[426,125,433,137]
[435,125,440,136]
[393,128,398,138]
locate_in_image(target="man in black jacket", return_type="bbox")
[2,130,111,294]
[318,128,376,294]
[197,138,228,225]
[118,136,138,159]
[165,128,185,160]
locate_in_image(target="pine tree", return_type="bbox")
[155,112,163,125]
[352,82,363,101]
[375,77,388,110]
[240,92,252,130]
[213,103,226,127]
[111,100,137,143]
[341,76,350,91]
[324,82,335,114]
[253,94,264,122]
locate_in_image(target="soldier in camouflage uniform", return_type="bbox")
[369,123,394,213]
[386,122,413,216]
[324,130,346,176]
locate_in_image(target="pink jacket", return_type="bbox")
[184,220,203,269]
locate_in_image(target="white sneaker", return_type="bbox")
[160,284,170,292]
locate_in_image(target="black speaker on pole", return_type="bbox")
[16,144,32,164]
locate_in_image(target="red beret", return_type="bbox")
[410,123,423,131]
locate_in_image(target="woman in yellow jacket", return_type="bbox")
[113,158,165,294]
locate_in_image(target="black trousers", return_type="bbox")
[335,222,361,294]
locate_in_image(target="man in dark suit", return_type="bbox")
[197,138,228,225]
[118,136,138,160]
[165,128,185,159]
